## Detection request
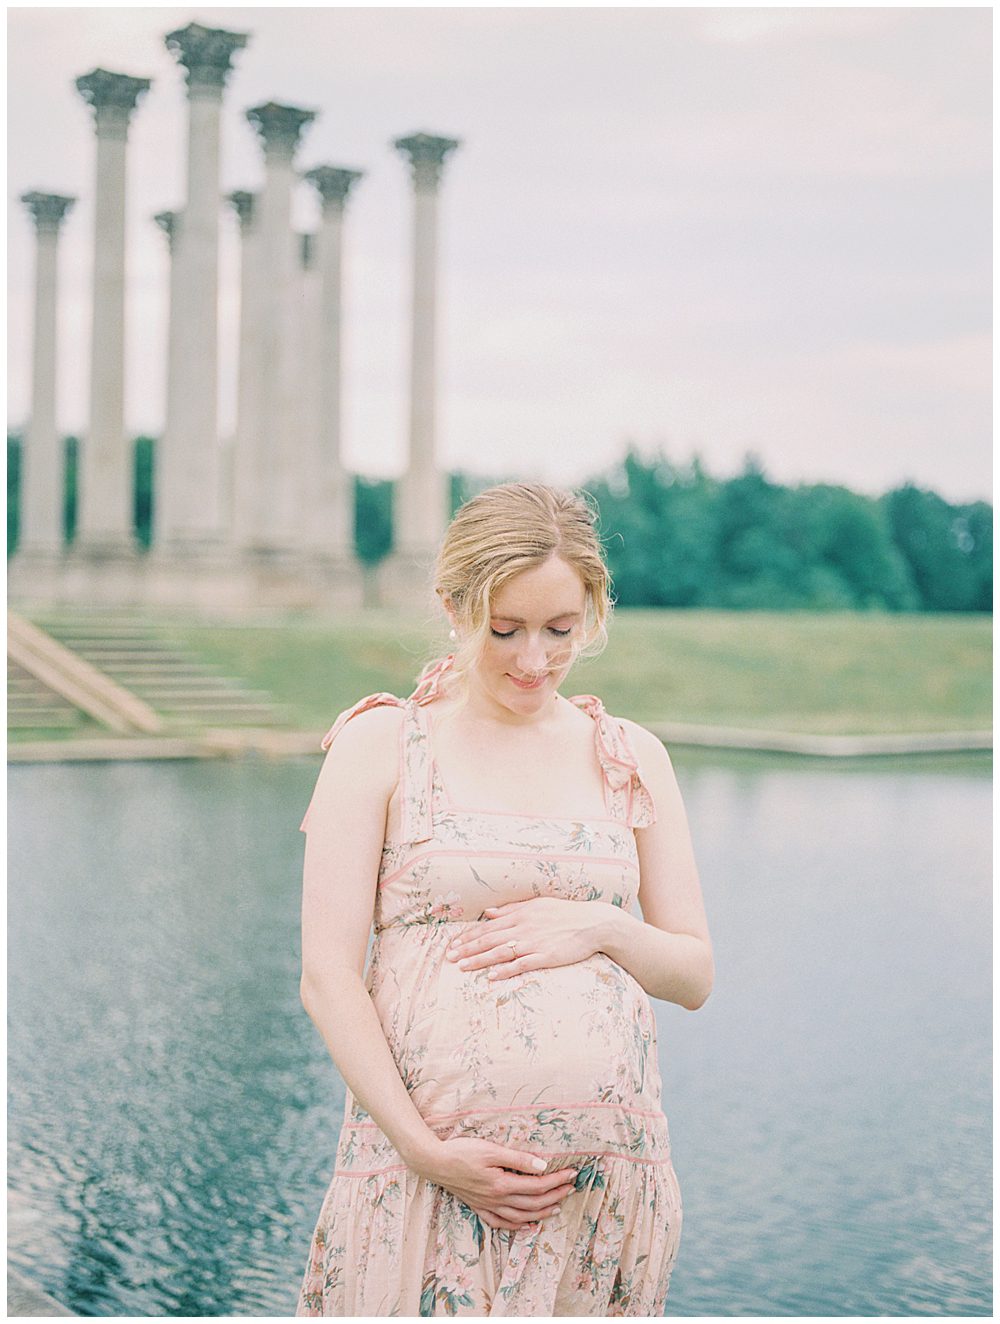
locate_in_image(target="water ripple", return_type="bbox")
[8,757,992,1316]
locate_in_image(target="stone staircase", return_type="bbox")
[7,660,90,732]
[11,613,287,733]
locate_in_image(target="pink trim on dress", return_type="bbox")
[342,1100,667,1128]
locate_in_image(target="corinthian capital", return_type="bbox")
[164,21,249,94]
[393,132,461,190]
[75,68,151,136]
[245,102,317,160]
[303,166,365,213]
[21,192,75,234]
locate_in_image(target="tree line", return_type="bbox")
[8,435,992,612]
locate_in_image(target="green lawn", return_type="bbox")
[155,608,991,738]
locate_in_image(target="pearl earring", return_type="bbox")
[448,628,457,641]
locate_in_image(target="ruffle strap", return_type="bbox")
[569,695,657,829]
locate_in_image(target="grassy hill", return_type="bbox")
[154,608,991,738]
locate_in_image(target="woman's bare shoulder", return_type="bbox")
[618,715,676,774]
[318,700,406,783]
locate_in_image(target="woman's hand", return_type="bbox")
[412,1135,578,1231]
[444,897,612,981]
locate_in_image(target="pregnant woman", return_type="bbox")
[295,483,713,1316]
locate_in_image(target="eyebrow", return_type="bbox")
[490,611,583,623]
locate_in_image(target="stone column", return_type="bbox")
[292,230,322,550]
[160,22,248,554]
[393,133,460,560]
[302,166,364,558]
[151,211,181,552]
[226,190,263,550]
[74,69,151,558]
[17,192,75,558]
[244,102,316,553]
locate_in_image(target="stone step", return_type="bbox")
[20,613,285,729]
[106,670,249,684]
[7,661,85,729]
[9,708,80,728]
[9,688,81,708]
[29,625,179,639]
[35,635,173,646]
[8,673,55,690]
[59,649,205,664]
[161,706,284,721]
[30,617,154,627]
[124,687,278,702]
[91,664,227,678]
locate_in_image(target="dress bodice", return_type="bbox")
[299,660,656,935]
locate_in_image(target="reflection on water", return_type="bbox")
[8,752,991,1316]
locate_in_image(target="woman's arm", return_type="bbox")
[596,720,714,1009]
[300,706,580,1227]
[299,706,440,1168]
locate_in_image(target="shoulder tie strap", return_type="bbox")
[568,694,657,829]
[299,691,434,843]
[408,652,456,704]
[318,692,403,751]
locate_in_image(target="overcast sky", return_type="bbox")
[7,5,992,502]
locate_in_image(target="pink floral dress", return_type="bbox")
[295,667,683,1317]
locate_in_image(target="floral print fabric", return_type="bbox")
[296,685,682,1316]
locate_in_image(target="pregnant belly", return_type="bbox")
[369,923,663,1121]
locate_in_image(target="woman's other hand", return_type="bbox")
[443,897,613,980]
[413,1135,578,1230]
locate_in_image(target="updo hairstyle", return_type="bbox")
[414,482,613,698]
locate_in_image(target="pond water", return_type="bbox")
[7,749,991,1316]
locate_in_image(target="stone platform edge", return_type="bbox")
[7,724,993,763]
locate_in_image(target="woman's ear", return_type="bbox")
[438,591,458,630]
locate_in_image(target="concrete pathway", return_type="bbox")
[8,724,992,764]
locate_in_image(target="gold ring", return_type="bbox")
[508,941,518,958]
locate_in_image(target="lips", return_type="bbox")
[508,673,547,690]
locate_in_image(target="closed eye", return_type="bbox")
[490,626,573,639]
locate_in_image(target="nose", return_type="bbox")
[516,633,550,675]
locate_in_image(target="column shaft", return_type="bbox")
[80,122,132,551]
[229,196,263,548]
[160,23,247,553]
[74,70,150,557]
[404,184,445,548]
[159,89,223,547]
[257,152,298,548]
[152,212,182,551]
[21,225,65,553]
[393,132,460,560]
[296,234,326,550]
[302,165,364,559]
[316,213,347,553]
[245,101,316,554]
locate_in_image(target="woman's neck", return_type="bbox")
[444,672,565,731]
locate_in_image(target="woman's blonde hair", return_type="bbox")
[413,482,613,698]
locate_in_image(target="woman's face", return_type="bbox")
[466,554,588,716]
